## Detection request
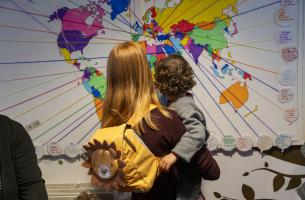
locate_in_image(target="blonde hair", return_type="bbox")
[102,41,169,133]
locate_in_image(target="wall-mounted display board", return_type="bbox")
[0,0,304,184]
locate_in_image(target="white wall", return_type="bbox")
[0,0,304,199]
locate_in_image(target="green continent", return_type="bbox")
[189,20,228,51]
[88,73,106,99]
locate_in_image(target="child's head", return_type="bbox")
[155,54,196,98]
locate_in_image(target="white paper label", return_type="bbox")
[257,135,274,153]
[221,135,236,151]
[282,46,298,62]
[281,0,296,6]
[207,135,219,151]
[236,136,253,152]
[64,143,80,158]
[47,142,63,156]
[275,133,292,152]
[278,29,293,44]
[275,6,294,27]
[278,86,294,103]
[283,107,298,123]
[278,67,296,85]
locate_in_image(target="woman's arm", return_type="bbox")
[191,146,220,180]
[11,120,48,200]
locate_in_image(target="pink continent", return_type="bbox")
[62,8,104,37]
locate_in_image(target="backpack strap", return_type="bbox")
[123,124,137,152]
[122,104,157,152]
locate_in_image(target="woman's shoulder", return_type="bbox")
[150,108,183,127]
[151,107,179,118]
[147,108,185,148]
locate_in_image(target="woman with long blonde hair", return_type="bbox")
[102,41,167,132]
[102,41,185,200]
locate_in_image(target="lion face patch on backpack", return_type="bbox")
[83,140,126,191]
[82,123,160,192]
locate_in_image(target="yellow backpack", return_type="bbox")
[82,107,160,192]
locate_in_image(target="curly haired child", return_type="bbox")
[155,54,219,200]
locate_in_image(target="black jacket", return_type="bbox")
[0,115,48,200]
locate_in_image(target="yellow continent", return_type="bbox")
[155,0,238,33]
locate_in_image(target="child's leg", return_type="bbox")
[176,163,202,200]
[176,180,202,200]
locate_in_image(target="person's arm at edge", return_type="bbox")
[11,120,48,200]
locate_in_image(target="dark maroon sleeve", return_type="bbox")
[190,146,220,180]
[134,109,185,200]
[141,109,185,157]
[161,110,185,151]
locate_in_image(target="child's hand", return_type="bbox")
[159,153,178,172]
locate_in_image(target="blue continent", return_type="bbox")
[108,0,130,20]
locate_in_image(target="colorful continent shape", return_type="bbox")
[219,81,249,109]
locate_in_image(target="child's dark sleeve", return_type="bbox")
[190,146,220,180]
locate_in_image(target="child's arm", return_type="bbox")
[170,97,209,163]
[159,152,178,172]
